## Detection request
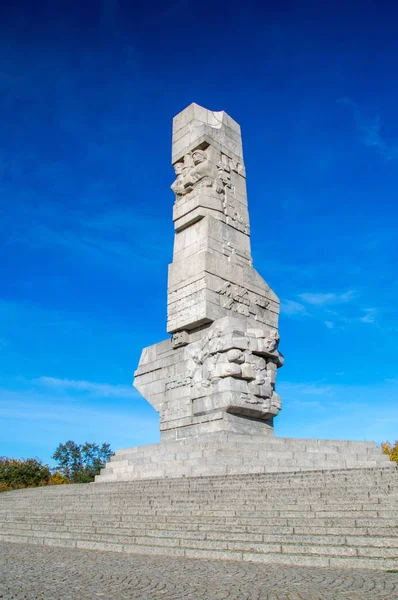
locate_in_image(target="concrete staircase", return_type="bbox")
[96,434,394,481]
[1,467,397,570]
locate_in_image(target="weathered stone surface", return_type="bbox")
[1,467,398,573]
[134,104,283,438]
[96,434,393,481]
[2,541,398,599]
[102,103,393,480]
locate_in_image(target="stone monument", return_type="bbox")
[1,104,395,573]
[134,103,283,441]
[96,104,391,482]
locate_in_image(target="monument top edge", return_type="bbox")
[172,103,243,164]
[173,103,241,133]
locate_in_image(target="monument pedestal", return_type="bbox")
[96,433,392,482]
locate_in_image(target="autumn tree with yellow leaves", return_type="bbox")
[381,440,398,464]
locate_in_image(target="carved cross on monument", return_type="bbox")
[134,104,283,441]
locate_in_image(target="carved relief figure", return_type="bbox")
[218,282,271,321]
[189,149,213,186]
[171,146,220,198]
[217,157,232,189]
[171,161,189,197]
[189,327,223,398]
[187,322,283,418]
[224,198,249,235]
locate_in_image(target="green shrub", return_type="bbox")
[0,457,51,491]
[0,440,114,492]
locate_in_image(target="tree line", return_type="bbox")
[0,441,113,492]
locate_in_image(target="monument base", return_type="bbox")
[95,433,392,483]
[161,411,274,441]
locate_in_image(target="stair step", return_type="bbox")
[1,466,397,571]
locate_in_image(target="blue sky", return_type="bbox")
[1,1,397,465]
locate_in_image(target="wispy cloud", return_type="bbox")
[329,306,379,327]
[0,383,159,461]
[0,28,169,275]
[34,376,137,398]
[280,299,308,316]
[0,201,167,273]
[0,394,150,429]
[360,307,378,324]
[277,378,398,442]
[338,97,398,161]
[279,381,333,396]
[299,290,356,306]
[281,289,380,328]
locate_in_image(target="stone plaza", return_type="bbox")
[0,105,397,595]
[1,541,398,599]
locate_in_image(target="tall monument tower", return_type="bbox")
[134,103,284,440]
[96,104,392,482]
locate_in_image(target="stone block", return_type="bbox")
[184,548,243,561]
[45,538,77,548]
[132,103,287,442]
[241,552,330,567]
[329,556,398,570]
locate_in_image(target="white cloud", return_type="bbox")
[283,290,379,328]
[279,381,333,396]
[34,377,137,398]
[0,397,146,426]
[0,385,159,461]
[299,290,356,306]
[280,299,308,316]
[338,97,398,161]
[360,308,377,324]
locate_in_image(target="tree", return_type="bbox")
[0,457,51,491]
[52,441,82,482]
[52,441,113,483]
[381,440,398,464]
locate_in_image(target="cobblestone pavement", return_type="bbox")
[0,542,397,600]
